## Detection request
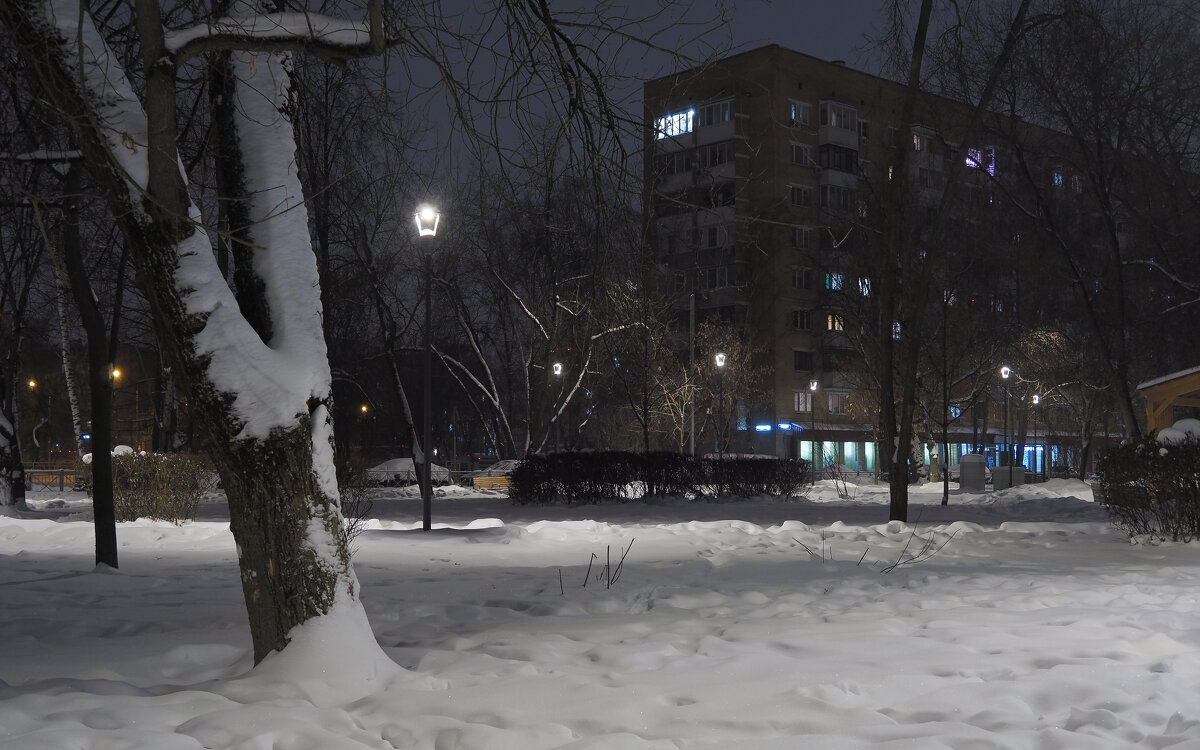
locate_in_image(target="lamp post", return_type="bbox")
[552,362,563,452]
[1031,393,1040,482]
[809,379,819,484]
[715,352,726,460]
[415,203,440,531]
[1000,365,1011,489]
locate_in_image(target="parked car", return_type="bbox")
[367,458,451,487]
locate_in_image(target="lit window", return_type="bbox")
[793,390,813,413]
[858,277,871,296]
[1053,171,1064,186]
[913,133,926,151]
[655,109,694,139]
[826,272,843,290]
[965,146,996,176]
[790,101,811,126]
[826,314,844,332]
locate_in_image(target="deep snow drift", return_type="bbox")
[2,478,1199,749]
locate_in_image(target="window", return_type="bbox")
[1071,174,1083,193]
[696,100,731,128]
[826,313,844,332]
[697,141,731,169]
[653,150,691,177]
[857,277,871,296]
[827,392,849,415]
[700,265,730,290]
[821,184,853,210]
[793,390,813,413]
[793,349,814,371]
[913,133,927,152]
[965,146,996,175]
[700,225,729,249]
[790,100,811,126]
[791,309,811,330]
[791,142,812,166]
[820,101,857,131]
[819,145,857,173]
[792,266,812,289]
[792,227,812,251]
[858,120,870,141]
[791,185,812,207]
[655,109,693,139]
[826,272,844,290]
[1052,171,1064,187]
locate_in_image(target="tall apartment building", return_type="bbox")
[643,45,1043,474]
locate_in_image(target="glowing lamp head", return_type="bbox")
[714,352,726,368]
[809,379,819,392]
[552,362,563,376]
[1000,365,1011,380]
[414,204,440,237]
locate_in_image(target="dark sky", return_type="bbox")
[717,1,886,67]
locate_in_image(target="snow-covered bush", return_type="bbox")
[110,453,215,524]
[1097,429,1200,542]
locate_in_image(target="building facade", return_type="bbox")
[642,44,1095,476]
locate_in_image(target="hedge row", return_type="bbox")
[508,451,810,504]
[1097,435,1200,542]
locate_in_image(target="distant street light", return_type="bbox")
[27,379,36,389]
[552,362,563,451]
[1000,365,1012,488]
[414,203,441,531]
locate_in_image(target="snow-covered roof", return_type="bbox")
[1136,365,1200,391]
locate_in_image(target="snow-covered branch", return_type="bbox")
[166,4,383,62]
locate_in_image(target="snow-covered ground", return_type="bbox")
[3,478,1200,749]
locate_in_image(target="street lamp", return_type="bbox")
[552,362,563,452]
[809,379,819,484]
[715,353,726,460]
[1031,394,1041,481]
[414,203,441,531]
[1000,365,1012,488]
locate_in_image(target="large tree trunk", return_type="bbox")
[1,0,368,665]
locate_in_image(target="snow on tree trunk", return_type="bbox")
[0,0,377,666]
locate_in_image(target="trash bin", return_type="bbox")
[992,465,1025,490]
[959,453,986,491]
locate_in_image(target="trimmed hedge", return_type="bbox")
[508,451,810,505]
[1096,435,1200,542]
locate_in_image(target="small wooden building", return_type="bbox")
[1137,366,1200,433]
